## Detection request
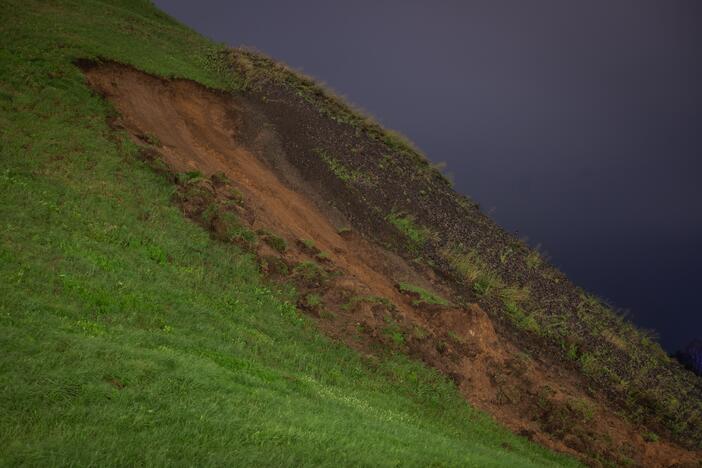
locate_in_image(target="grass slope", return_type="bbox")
[0,0,576,465]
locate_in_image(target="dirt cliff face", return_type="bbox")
[81,60,702,467]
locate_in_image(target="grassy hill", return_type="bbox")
[0,0,576,466]
[2,0,701,466]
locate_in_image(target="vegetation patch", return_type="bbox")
[257,229,287,253]
[315,251,331,263]
[299,293,323,313]
[397,282,451,308]
[383,316,406,347]
[292,260,328,287]
[503,300,540,334]
[386,212,433,253]
[445,246,503,297]
[297,238,318,252]
[313,148,373,185]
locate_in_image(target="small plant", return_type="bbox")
[499,286,530,304]
[526,251,542,269]
[388,330,405,346]
[397,282,451,307]
[260,255,289,276]
[566,343,579,361]
[413,326,428,339]
[302,293,322,310]
[208,210,256,248]
[444,246,503,297]
[315,251,331,262]
[301,239,315,249]
[383,316,405,347]
[257,229,287,253]
[176,170,203,184]
[568,398,595,423]
[143,132,161,146]
[292,261,327,286]
[503,301,539,334]
[579,352,598,377]
[643,432,659,443]
[386,212,433,253]
[447,331,463,344]
[473,275,497,297]
[227,188,245,206]
[312,148,371,185]
[499,246,514,264]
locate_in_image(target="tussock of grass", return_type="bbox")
[387,212,433,253]
[257,229,287,253]
[300,238,316,250]
[504,301,540,334]
[383,316,406,347]
[398,282,451,307]
[313,148,373,185]
[292,260,328,285]
[445,246,503,297]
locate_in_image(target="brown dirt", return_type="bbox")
[81,61,702,467]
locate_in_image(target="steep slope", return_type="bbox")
[78,58,702,466]
[2,0,701,466]
[0,1,575,467]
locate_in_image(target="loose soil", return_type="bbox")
[81,61,701,467]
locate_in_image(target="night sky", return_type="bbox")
[154,0,702,352]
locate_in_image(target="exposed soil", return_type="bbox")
[81,61,701,467]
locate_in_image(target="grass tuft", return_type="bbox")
[398,282,451,307]
[387,212,433,253]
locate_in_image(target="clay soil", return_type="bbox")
[81,61,701,467]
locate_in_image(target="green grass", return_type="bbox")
[444,246,502,297]
[0,0,579,466]
[313,148,372,185]
[398,283,452,307]
[257,229,287,253]
[300,238,317,250]
[387,212,433,253]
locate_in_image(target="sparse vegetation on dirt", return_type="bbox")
[257,229,287,253]
[387,211,434,253]
[397,282,451,308]
[222,34,702,463]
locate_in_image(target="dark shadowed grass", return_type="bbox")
[0,0,577,466]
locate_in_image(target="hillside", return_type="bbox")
[1,1,700,466]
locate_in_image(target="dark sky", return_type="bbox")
[154,0,702,352]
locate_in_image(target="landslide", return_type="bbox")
[81,59,702,467]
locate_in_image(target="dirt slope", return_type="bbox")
[81,61,701,467]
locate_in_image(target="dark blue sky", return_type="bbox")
[154,0,702,351]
